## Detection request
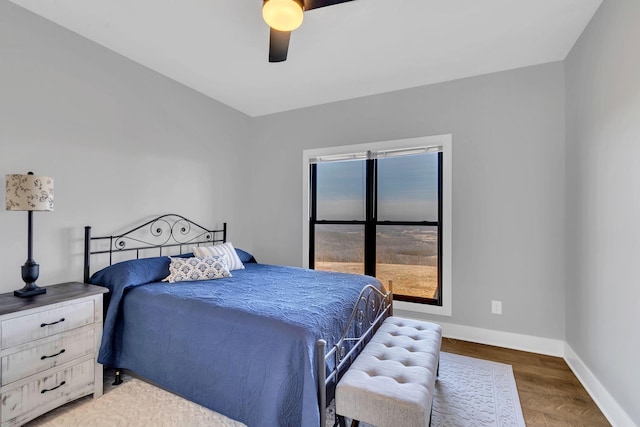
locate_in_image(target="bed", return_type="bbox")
[83,214,391,427]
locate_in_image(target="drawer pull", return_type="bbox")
[41,349,66,360]
[41,318,65,327]
[41,380,66,394]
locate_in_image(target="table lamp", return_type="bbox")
[6,172,54,297]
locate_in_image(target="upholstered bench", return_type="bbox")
[335,316,442,427]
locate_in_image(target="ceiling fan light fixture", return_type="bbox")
[263,0,304,32]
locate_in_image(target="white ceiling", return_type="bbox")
[10,0,602,117]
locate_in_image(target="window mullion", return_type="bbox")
[364,159,376,277]
[437,152,443,302]
[309,164,317,269]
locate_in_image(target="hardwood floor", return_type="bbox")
[441,338,610,427]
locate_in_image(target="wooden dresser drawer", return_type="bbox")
[0,300,94,349]
[0,357,94,425]
[1,328,95,386]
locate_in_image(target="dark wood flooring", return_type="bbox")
[441,338,610,427]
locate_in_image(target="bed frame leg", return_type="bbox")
[316,340,327,427]
[388,280,394,316]
[113,369,123,385]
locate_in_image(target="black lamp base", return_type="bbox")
[15,262,46,298]
[14,284,46,298]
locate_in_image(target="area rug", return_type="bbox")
[26,376,245,427]
[27,352,524,427]
[431,352,525,426]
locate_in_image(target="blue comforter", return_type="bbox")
[94,262,380,427]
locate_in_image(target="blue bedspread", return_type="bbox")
[95,263,380,427]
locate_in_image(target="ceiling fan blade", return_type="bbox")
[269,28,291,62]
[304,0,353,11]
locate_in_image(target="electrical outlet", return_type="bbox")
[491,300,502,315]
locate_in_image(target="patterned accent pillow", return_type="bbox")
[192,242,245,271]
[165,255,232,283]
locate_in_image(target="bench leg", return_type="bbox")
[336,416,358,427]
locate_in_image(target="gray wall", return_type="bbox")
[5,0,636,422]
[251,62,567,339]
[565,0,640,424]
[0,1,253,293]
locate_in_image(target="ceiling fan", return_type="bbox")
[262,0,354,62]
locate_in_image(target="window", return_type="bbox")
[303,136,452,315]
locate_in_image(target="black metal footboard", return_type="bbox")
[317,283,393,427]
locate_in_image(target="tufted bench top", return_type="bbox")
[336,316,442,427]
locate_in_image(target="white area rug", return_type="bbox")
[28,377,245,427]
[431,352,525,426]
[28,352,524,427]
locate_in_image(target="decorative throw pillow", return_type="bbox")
[235,248,257,264]
[165,255,232,283]
[192,242,245,271]
[90,256,171,290]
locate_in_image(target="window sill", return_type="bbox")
[393,300,452,317]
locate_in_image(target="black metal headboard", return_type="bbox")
[83,214,226,283]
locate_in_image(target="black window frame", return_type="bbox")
[309,153,443,306]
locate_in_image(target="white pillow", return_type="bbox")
[192,242,245,271]
[165,255,232,283]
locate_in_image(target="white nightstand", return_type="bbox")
[0,282,108,427]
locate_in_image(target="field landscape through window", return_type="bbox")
[315,224,438,299]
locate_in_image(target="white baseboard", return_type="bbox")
[564,343,636,427]
[390,316,637,426]
[420,319,565,357]
[442,322,565,356]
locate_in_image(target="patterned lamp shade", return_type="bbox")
[6,173,54,212]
